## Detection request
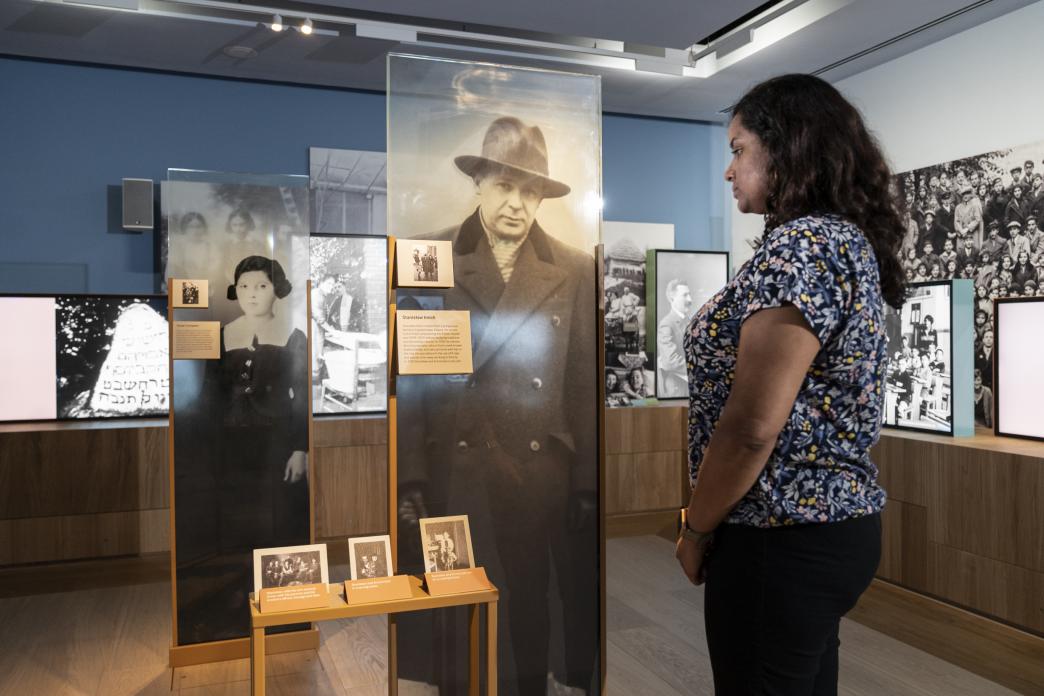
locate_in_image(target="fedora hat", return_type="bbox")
[455,116,571,199]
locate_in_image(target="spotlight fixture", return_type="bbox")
[300,17,313,35]
[270,13,283,31]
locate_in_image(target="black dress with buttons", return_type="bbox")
[174,328,310,644]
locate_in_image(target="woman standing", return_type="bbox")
[676,74,905,695]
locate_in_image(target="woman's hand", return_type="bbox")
[284,451,308,483]
[675,536,709,585]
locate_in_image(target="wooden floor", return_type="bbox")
[0,536,1023,695]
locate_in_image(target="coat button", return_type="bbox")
[468,376,477,389]
[457,440,468,451]
[244,386,254,394]
[529,440,541,452]
[531,378,543,390]
[551,315,561,327]
[240,372,250,379]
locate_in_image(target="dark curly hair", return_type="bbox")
[731,74,906,309]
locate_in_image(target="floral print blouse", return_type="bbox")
[685,214,888,528]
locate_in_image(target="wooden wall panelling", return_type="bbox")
[928,446,1022,568]
[871,435,931,506]
[605,406,686,454]
[1015,456,1044,574]
[313,443,388,539]
[312,415,387,449]
[605,451,685,515]
[877,500,928,593]
[0,509,168,565]
[927,542,1044,634]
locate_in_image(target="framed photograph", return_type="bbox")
[603,222,674,408]
[396,239,454,288]
[882,280,974,435]
[650,249,730,400]
[171,279,209,308]
[418,515,475,573]
[253,543,329,594]
[348,534,394,580]
[310,234,389,415]
[994,297,1044,441]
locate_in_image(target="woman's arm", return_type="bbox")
[685,305,822,533]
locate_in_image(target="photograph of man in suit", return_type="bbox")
[396,115,598,695]
[657,278,692,398]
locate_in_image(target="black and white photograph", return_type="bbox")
[389,54,601,696]
[348,534,393,580]
[165,172,312,645]
[652,250,730,400]
[394,239,454,288]
[310,148,387,237]
[603,222,674,408]
[993,297,1044,440]
[894,136,1044,411]
[882,282,953,433]
[56,295,168,419]
[413,243,438,282]
[253,543,329,593]
[418,516,475,574]
[310,235,388,414]
[181,282,199,306]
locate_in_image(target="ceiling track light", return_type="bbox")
[299,17,313,35]
[270,13,282,31]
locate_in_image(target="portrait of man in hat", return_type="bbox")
[390,55,601,696]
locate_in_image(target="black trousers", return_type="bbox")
[704,513,881,696]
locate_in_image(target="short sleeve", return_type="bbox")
[740,222,849,346]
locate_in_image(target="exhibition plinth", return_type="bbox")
[249,576,499,696]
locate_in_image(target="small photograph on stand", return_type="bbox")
[253,543,329,593]
[349,535,394,580]
[419,515,475,573]
[396,239,454,288]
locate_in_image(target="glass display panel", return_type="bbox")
[389,53,602,696]
[165,169,311,645]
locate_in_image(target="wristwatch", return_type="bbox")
[679,508,715,552]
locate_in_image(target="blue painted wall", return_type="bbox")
[0,56,723,294]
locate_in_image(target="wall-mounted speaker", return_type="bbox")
[122,178,154,231]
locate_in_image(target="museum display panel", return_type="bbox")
[648,249,729,400]
[309,234,388,415]
[388,53,603,695]
[994,297,1044,440]
[882,279,974,435]
[602,222,674,407]
[0,293,167,422]
[165,169,313,647]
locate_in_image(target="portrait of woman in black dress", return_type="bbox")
[177,255,309,642]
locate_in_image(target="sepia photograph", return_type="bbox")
[310,234,388,414]
[419,515,475,574]
[882,281,953,433]
[389,54,601,695]
[348,535,394,580]
[652,250,730,400]
[253,543,329,593]
[603,222,674,408]
[56,295,169,419]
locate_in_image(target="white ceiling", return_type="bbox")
[1,0,1038,121]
